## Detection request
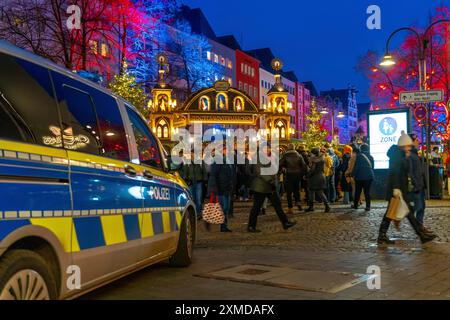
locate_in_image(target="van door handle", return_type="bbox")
[143,170,154,180]
[124,165,137,177]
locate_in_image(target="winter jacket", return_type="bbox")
[385,145,410,201]
[323,153,333,177]
[307,155,326,191]
[180,163,208,186]
[408,147,426,192]
[208,161,235,196]
[345,152,357,178]
[280,150,307,175]
[340,153,352,191]
[249,162,277,194]
[352,151,375,181]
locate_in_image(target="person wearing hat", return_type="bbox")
[377,132,437,245]
[305,147,331,213]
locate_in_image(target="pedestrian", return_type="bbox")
[407,134,428,226]
[305,147,331,213]
[340,145,353,205]
[377,132,437,245]
[247,147,297,233]
[297,145,310,204]
[345,144,361,206]
[322,147,333,203]
[430,147,443,199]
[445,151,450,195]
[326,144,339,203]
[207,146,234,233]
[280,143,308,214]
[180,151,208,219]
[334,149,344,201]
[352,144,374,211]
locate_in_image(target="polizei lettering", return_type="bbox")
[149,186,170,201]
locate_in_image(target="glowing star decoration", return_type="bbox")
[43,126,90,150]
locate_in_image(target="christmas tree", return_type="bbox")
[302,106,329,150]
[109,63,149,117]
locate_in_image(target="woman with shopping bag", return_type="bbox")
[206,146,235,233]
[377,133,437,245]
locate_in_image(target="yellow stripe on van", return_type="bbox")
[100,215,127,246]
[30,218,74,253]
[175,211,183,229]
[139,213,154,238]
[0,140,67,158]
[162,212,171,233]
[67,150,127,171]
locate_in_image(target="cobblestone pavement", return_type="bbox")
[82,199,450,300]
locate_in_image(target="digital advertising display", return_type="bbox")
[367,109,411,170]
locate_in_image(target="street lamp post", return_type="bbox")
[380,19,450,199]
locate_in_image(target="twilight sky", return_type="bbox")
[182,0,446,102]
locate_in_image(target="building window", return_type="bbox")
[89,40,98,54]
[207,51,212,60]
[214,54,219,63]
[239,81,243,90]
[241,63,244,73]
[244,83,248,94]
[100,43,110,58]
[156,119,170,139]
[221,56,226,66]
[227,60,233,69]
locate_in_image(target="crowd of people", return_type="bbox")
[178,135,444,244]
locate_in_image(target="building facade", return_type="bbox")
[206,38,236,87]
[235,49,260,104]
[321,88,359,144]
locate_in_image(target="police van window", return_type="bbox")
[126,107,162,169]
[52,70,102,155]
[91,91,130,162]
[0,53,61,146]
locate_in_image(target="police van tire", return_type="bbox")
[169,212,194,267]
[0,249,58,300]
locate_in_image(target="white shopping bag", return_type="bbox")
[395,193,409,221]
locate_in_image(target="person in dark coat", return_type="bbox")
[180,152,208,219]
[409,134,427,225]
[208,147,234,233]
[352,144,375,211]
[377,133,437,245]
[280,143,308,214]
[297,145,310,203]
[305,148,330,213]
[340,145,353,204]
[247,149,297,233]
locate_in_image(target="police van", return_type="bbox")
[0,41,196,300]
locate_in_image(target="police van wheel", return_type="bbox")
[0,249,57,300]
[169,212,194,267]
